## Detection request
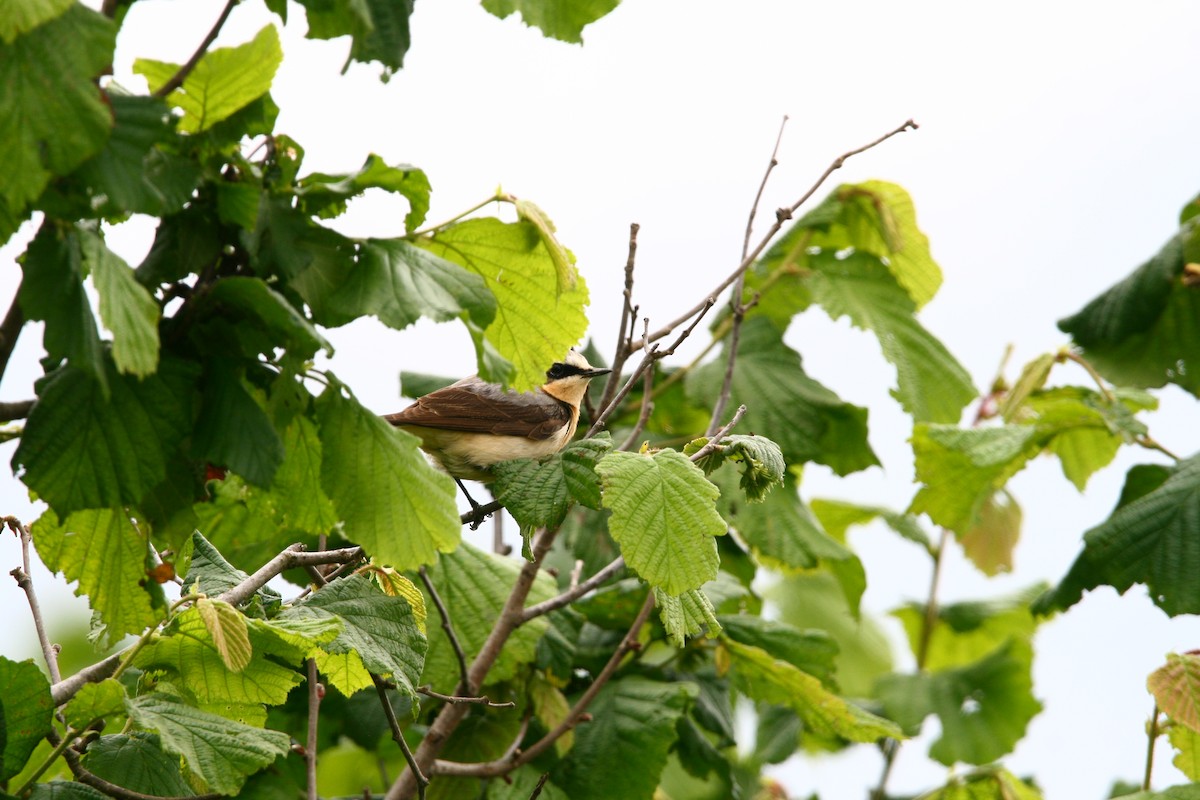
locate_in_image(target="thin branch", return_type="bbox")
[688,405,748,463]
[410,193,506,238]
[51,653,123,706]
[528,773,551,800]
[598,223,641,412]
[1063,350,1117,404]
[417,685,516,708]
[462,499,504,529]
[419,566,470,694]
[1137,435,1182,462]
[7,517,61,684]
[153,0,239,98]
[0,286,26,391]
[1144,701,1160,791]
[306,660,321,800]
[374,675,428,800]
[217,544,364,607]
[742,116,789,259]
[0,399,33,421]
[629,119,918,353]
[521,555,625,623]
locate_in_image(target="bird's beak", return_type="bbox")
[585,367,612,378]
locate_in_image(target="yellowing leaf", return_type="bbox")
[196,597,252,672]
[1150,653,1200,733]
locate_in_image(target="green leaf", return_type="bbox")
[191,360,284,487]
[957,489,1022,576]
[1035,454,1200,616]
[805,250,975,422]
[492,437,613,533]
[134,25,282,133]
[1148,653,1200,733]
[421,218,589,390]
[124,693,291,795]
[688,318,878,475]
[685,434,785,502]
[283,574,427,698]
[718,615,839,688]
[297,155,430,233]
[136,202,222,286]
[27,783,109,800]
[182,532,280,610]
[196,597,252,672]
[0,0,73,42]
[14,357,196,516]
[656,587,721,647]
[0,657,53,782]
[133,607,302,705]
[1059,220,1200,396]
[876,640,1042,765]
[997,352,1057,421]
[721,637,901,743]
[198,276,332,359]
[1169,724,1200,781]
[551,677,695,800]
[64,680,126,730]
[417,542,555,693]
[514,198,576,292]
[19,224,106,390]
[82,230,160,377]
[480,0,620,43]
[918,766,1043,800]
[810,498,933,551]
[271,415,339,535]
[32,508,166,646]
[316,382,460,569]
[596,449,725,596]
[81,733,194,798]
[0,4,114,213]
[301,0,413,75]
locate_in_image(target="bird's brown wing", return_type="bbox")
[384,379,572,440]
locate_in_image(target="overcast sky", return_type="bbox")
[3,2,1200,796]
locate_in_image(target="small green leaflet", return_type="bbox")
[195,597,252,672]
[596,449,725,596]
[135,26,282,133]
[481,0,620,43]
[298,0,413,75]
[918,766,1043,800]
[296,155,431,233]
[0,657,53,783]
[718,615,839,688]
[492,437,613,540]
[64,679,127,731]
[81,229,160,377]
[1148,653,1200,733]
[1170,725,1200,781]
[515,198,576,293]
[957,489,1021,576]
[810,498,933,552]
[0,0,74,42]
[685,434,785,502]
[655,587,721,647]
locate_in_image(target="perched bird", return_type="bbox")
[385,350,611,514]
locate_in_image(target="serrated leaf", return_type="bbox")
[81,732,194,797]
[685,434,785,502]
[135,25,282,133]
[297,155,430,233]
[1059,220,1200,396]
[81,230,160,377]
[515,198,575,293]
[998,352,1057,421]
[481,0,619,43]
[32,508,166,646]
[721,638,901,743]
[530,674,574,756]
[551,677,695,800]
[64,680,127,730]
[810,498,932,551]
[1170,724,1200,781]
[316,382,460,569]
[417,542,554,693]
[301,0,413,74]
[1149,653,1200,733]
[371,567,427,634]
[196,276,332,359]
[27,782,110,799]
[271,415,338,535]
[191,360,284,488]
[718,615,839,688]
[283,574,427,698]
[0,5,114,213]
[492,437,613,533]
[196,597,252,672]
[688,318,878,475]
[0,0,73,42]
[0,657,53,782]
[421,218,589,390]
[313,649,372,697]
[1036,454,1200,616]
[182,532,280,610]
[876,640,1042,765]
[957,488,1022,576]
[596,449,725,596]
[655,587,721,647]
[124,693,291,795]
[919,766,1043,800]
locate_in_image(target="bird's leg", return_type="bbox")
[454,477,488,530]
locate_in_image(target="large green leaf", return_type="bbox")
[810,498,933,552]
[124,694,290,795]
[688,318,878,475]
[918,766,1043,800]
[891,586,1044,672]
[63,680,126,731]
[421,217,590,390]
[596,449,725,596]
[195,276,332,359]
[0,4,114,213]
[492,437,613,535]
[718,615,839,688]
[32,508,167,646]
[191,360,284,488]
[806,250,975,422]
[316,382,460,569]
[13,357,196,516]
[1036,454,1200,616]
[296,155,430,233]
[0,0,73,42]
[481,0,620,43]
[0,657,53,782]
[417,542,555,693]
[300,0,413,74]
[271,415,339,535]
[552,677,695,800]
[134,26,282,133]
[81,733,194,798]
[82,230,161,378]
[876,640,1042,765]
[1059,219,1200,396]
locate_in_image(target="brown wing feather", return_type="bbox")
[384,379,572,440]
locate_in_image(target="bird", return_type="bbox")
[384,349,611,519]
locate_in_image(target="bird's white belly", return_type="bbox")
[404,425,575,482]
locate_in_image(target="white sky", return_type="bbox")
[2,1,1200,796]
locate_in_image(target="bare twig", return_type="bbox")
[374,675,428,800]
[418,566,470,694]
[462,499,504,529]
[528,773,551,800]
[7,517,61,684]
[306,660,321,800]
[218,544,364,607]
[599,223,641,412]
[417,685,516,708]
[520,555,625,623]
[742,116,789,259]
[688,405,748,463]
[154,0,239,98]
[0,399,34,421]
[0,289,26,392]
[1063,350,1117,404]
[629,119,918,353]
[1144,701,1160,790]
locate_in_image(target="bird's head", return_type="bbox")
[541,349,612,405]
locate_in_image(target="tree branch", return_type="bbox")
[520,555,625,623]
[688,405,747,462]
[153,0,239,98]
[7,516,61,684]
[418,685,515,709]
[419,566,470,694]
[374,675,428,800]
[462,499,504,529]
[598,223,641,413]
[305,660,321,800]
[0,286,26,392]
[0,399,34,421]
[217,544,364,607]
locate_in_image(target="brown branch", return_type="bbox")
[688,405,747,463]
[0,399,34,421]
[528,773,551,800]
[7,516,61,684]
[305,660,321,800]
[218,544,364,607]
[373,675,428,800]
[617,359,655,452]
[462,499,504,529]
[520,555,625,623]
[419,566,470,694]
[0,287,26,391]
[629,119,918,353]
[417,685,515,708]
[598,223,641,413]
[153,0,239,98]
[742,115,789,265]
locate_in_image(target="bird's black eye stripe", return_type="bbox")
[546,362,585,380]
